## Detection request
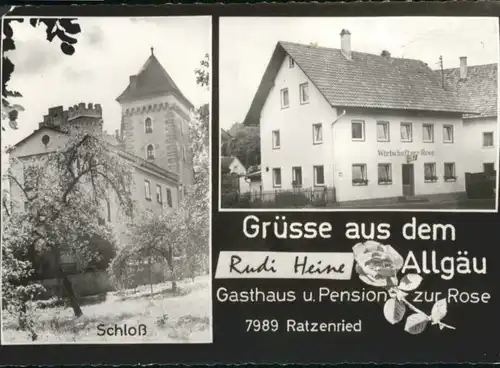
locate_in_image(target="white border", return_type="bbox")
[218,17,500,214]
[0,15,213,345]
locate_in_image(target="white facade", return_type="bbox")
[225,157,249,193]
[462,117,497,174]
[261,55,335,192]
[260,55,467,202]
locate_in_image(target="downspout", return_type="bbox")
[331,109,346,203]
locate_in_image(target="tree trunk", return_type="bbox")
[60,269,83,317]
[149,257,153,296]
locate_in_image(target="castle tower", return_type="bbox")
[39,103,103,134]
[116,47,194,191]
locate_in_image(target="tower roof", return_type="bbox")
[116,49,194,109]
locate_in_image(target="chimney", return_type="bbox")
[340,29,352,60]
[459,56,468,80]
[129,75,137,90]
[115,129,119,139]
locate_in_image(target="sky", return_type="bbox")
[220,17,499,129]
[2,16,211,155]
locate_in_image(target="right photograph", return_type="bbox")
[219,17,499,211]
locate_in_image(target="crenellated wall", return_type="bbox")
[39,103,103,133]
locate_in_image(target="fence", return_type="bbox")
[465,171,496,199]
[222,187,336,208]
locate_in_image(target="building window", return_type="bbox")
[377,121,389,142]
[106,200,111,222]
[272,168,282,188]
[144,180,151,200]
[378,164,392,184]
[24,201,29,212]
[400,122,413,142]
[352,164,368,186]
[146,144,155,160]
[444,163,456,181]
[299,83,309,104]
[314,165,325,186]
[166,188,173,207]
[156,184,162,204]
[424,163,438,182]
[423,124,434,143]
[145,118,153,134]
[272,130,281,149]
[351,120,365,141]
[483,163,495,177]
[312,123,323,144]
[443,125,454,143]
[483,132,494,147]
[289,57,295,68]
[292,166,302,187]
[280,88,289,109]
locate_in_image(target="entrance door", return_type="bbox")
[402,164,415,197]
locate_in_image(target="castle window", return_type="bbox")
[156,184,162,204]
[146,144,155,160]
[145,118,153,134]
[144,180,151,201]
[166,188,173,207]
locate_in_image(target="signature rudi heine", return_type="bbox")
[229,254,346,275]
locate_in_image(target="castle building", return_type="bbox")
[7,48,194,280]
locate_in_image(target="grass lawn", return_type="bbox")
[2,275,212,344]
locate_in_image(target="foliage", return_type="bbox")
[2,18,81,131]
[109,211,182,291]
[227,122,260,168]
[194,53,209,89]
[2,213,45,341]
[3,131,134,318]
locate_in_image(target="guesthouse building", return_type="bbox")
[243,30,485,203]
[441,60,498,176]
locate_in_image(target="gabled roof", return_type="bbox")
[244,41,474,125]
[116,50,194,109]
[440,63,497,118]
[8,126,66,152]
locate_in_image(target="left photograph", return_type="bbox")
[1,16,211,344]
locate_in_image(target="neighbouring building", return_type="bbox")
[243,30,493,203]
[442,60,498,176]
[7,48,194,286]
[245,165,262,194]
[221,155,248,193]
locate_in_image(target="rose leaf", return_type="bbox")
[430,299,447,324]
[399,274,423,291]
[383,298,406,325]
[404,313,429,335]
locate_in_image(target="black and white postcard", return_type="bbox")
[1,3,500,366]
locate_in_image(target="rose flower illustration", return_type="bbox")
[353,241,404,287]
[352,241,455,335]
